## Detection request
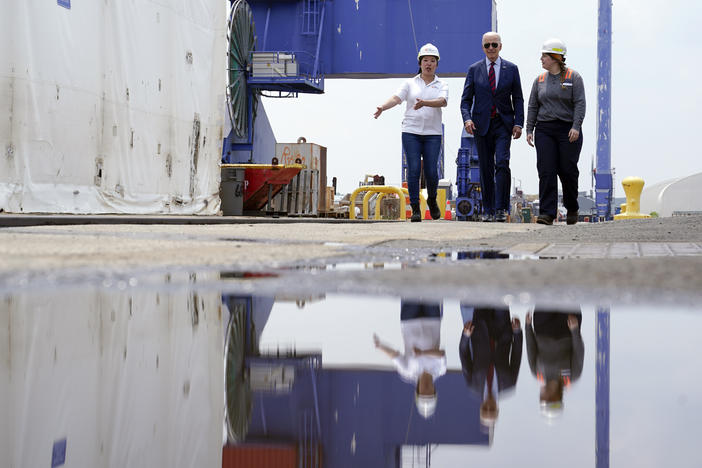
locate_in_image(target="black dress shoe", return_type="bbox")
[495,210,507,222]
[566,211,578,225]
[536,214,554,225]
[481,213,495,222]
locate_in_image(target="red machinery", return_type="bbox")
[223,163,305,211]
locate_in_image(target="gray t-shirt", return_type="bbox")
[525,69,586,134]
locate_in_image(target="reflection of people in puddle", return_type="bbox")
[525,310,584,417]
[373,300,446,419]
[459,306,522,428]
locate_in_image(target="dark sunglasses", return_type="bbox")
[483,42,500,49]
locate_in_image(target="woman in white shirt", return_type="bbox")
[374,43,449,222]
[373,300,446,419]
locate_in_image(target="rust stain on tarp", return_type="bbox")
[7,78,14,164]
[189,113,201,198]
[166,153,173,178]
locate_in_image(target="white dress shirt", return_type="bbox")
[392,318,447,383]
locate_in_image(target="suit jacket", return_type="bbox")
[459,310,523,397]
[460,58,524,137]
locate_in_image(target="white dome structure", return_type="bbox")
[640,172,702,217]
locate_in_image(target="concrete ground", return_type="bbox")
[1,214,701,307]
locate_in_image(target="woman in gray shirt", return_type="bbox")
[525,38,586,225]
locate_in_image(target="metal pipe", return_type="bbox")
[309,362,323,444]
[596,0,613,219]
[262,7,270,50]
[313,1,326,79]
[596,307,610,468]
[374,193,386,220]
[362,190,375,220]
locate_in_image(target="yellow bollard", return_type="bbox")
[361,190,375,220]
[437,189,447,219]
[348,186,367,220]
[620,203,627,214]
[614,176,651,219]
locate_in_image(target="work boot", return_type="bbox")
[411,203,422,222]
[495,210,507,223]
[427,198,441,220]
[566,211,578,225]
[536,214,554,225]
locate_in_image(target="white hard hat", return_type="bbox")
[417,43,440,61]
[541,38,567,56]
[540,400,564,422]
[415,394,437,418]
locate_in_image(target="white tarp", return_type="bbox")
[0,279,225,467]
[0,0,226,214]
[640,172,702,217]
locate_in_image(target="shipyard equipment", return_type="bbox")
[454,135,484,221]
[221,0,496,216]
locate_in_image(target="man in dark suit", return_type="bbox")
[459,306,522,428]
[460,32,524,222]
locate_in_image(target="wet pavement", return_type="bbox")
[2,215,702,467]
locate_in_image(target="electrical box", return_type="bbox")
[251,52,299,78]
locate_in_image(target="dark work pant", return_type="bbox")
[402,133,442,205]
[534,120,583,218]
[473,307,512,344]
[400,300,442,321]
[474,117,512,214]
[533,311,582,339]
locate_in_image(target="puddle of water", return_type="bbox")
[430,250,542,261]
[220,271,279,279]
[4,282,699,467]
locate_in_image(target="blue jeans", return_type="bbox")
[402,132,441,205]
[401,300,443,321]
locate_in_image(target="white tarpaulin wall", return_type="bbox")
[640,172,702,217]
[0,0,226,214]
[0,281,225,467]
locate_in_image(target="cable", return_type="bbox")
[407,0,418,54]
[404,396,413,444]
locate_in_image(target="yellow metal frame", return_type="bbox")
[349,186,407,220]
[373,189,427,220]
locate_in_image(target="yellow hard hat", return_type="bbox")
[417,43,440,61]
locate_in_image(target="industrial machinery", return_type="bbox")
[223,0,326,165]
[454,134,484,221]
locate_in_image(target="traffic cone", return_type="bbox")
[444,200,452,220]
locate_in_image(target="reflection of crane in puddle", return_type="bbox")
[222,295,490,467]
[596,307,610,468]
